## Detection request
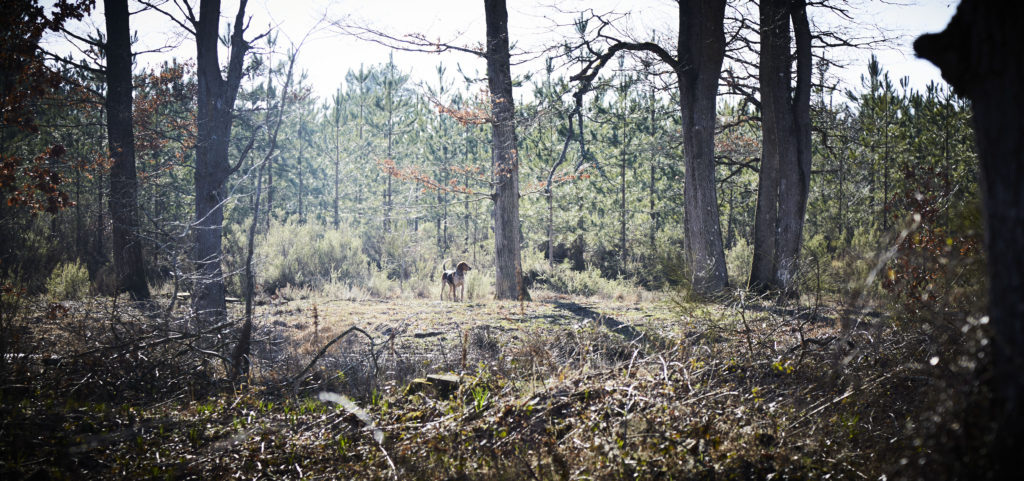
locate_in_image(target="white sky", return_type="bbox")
[50,0,959,101]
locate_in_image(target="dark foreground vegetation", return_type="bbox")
[0,285,989,479]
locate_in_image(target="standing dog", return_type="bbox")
[440,261,472,301]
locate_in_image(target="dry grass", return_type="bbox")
[0,286,983,480]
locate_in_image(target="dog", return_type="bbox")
[440,261,472,302]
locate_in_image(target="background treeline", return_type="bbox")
[2,39,981,307]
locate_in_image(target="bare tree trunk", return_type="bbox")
[193,0,252,325]
[620,147,627,266]
[725,184,735,249]
[649,91,658,255]
[678,0,729,296]
[749,0,789,292]
[265,156,273,230]
[748,0,812,296]
[547,189,554,269]
[916,3,1024,477]
[230,159,263,381]
[333,92,341,230]
[440,146,449,252]
[104,0,149,300]
[384,119,393,232]
[773,0,812,294]
[297,132,306,222]
[485,0,527,300]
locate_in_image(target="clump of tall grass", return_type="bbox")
[45,260,90,301]
[258,219,366,293]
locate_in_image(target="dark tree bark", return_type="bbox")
[485,0,527,300]
[103,0,149,300]
[748,0,812,295]
[568,0,729,297]
[915,3,1024,477]
[747,0,784,291]
[677,0,729,296]
[774,0,812,293]
[620,136,627,266]
[193,0,253,324]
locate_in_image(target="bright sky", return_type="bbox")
[51,0,959,101]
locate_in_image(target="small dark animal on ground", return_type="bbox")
[440,261,472,302]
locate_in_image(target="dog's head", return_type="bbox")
[456,261,472,273]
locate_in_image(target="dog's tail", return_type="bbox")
[441,260,449,279]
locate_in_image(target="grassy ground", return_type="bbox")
[0,288,978,480]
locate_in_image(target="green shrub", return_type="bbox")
[799,231,880,297]
[463,266,494,301]
[366,268,399,298]
[362,228,439,283]
[543,263,628,298]
[725,238,753,288]
[46,260,90,300]
[259,220,366,293]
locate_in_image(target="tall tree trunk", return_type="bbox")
[725,184,735,249]
[265,156,273,230]
[297,134,305,221]
[333,91,342,230]
[749,0,790,292]
[104,0,149,300]
[193,0,251,324]
[916,3,1024,477]
[485,0,527,300]
[384,119,393,232]
[441,145,450,252]
[620,146,627,266]
[748,0,812,295]
[678,0,729,296]
[773,0,812,294]
[334,131,340,229]
[547,189,554,269]
[649,90,658,256]
[94,157,104,273]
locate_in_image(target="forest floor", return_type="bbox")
[1,288,974,480]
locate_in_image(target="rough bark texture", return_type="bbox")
[915,3,1024,478]
[103,0,149,300]
[565,1,728,297]
[485,0,527,300]
[748,0,812,295]
[748,0,787,291]
[773,0,812,294]
[193,0,250,324]
[678,0,728,296]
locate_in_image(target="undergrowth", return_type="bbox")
[0,286,984,480]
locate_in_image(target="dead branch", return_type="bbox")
[288,325,376,388]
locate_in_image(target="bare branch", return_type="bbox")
[332,21,486,58]
[136,0,196,35]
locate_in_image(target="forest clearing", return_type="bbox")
[2,0,1023,479]
[3,287,954,479]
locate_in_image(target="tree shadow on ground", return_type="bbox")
[549,300,649,344]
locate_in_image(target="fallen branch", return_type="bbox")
[71,319,235,358]
[287,325,375,388]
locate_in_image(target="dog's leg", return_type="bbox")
[440,281,445,301]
